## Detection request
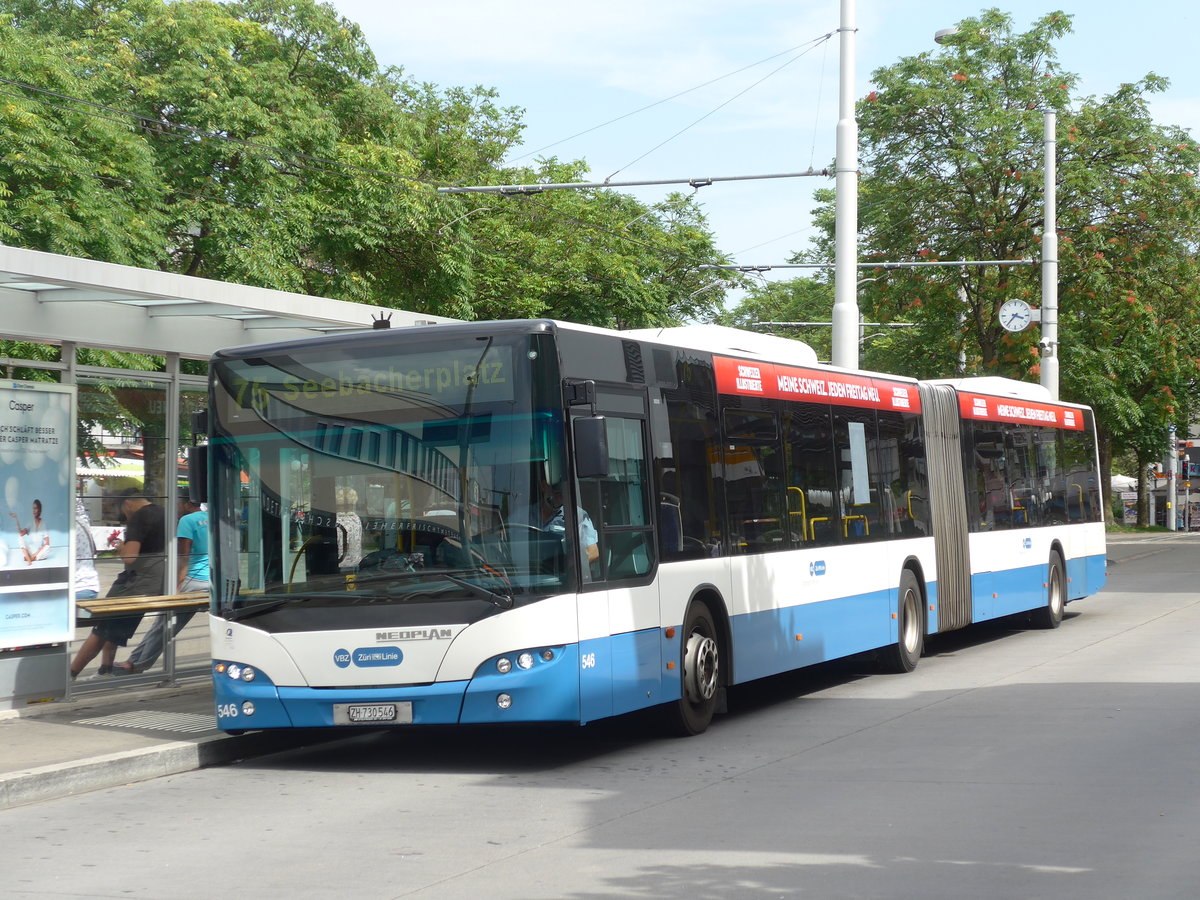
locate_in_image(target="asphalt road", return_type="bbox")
[4,535,1199,899]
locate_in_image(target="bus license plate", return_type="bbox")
[333,702,413,725]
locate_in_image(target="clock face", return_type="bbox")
[999,299,1033,332]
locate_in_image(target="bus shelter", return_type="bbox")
[0,244,455,708]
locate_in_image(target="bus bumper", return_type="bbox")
[212,644,581,731]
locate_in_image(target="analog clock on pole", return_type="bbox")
[998,298,1034,332]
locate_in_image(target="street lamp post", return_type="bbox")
[1167,424,1178,531]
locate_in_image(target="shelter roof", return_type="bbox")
[0,245,456,359]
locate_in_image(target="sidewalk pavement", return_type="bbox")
[1,531,1191,811]
[0,675,339,811]
[1105,529,1200,565]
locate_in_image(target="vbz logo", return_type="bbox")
[333,649,352,668]
[810,560,827,576]
[1022,537,1032,550]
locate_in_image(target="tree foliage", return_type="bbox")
[444,161,732,328]
[0,3,168,262]
[718,277,835,362]
[0,0,729,326]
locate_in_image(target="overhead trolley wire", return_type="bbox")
[505,32,835,167]
[606,33,834,181]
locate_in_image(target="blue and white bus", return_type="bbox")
[202,319,1105,735]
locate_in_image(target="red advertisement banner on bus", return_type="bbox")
[713,356,921,414]
[957,391,1085,430]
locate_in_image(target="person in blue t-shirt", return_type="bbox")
[114,498,210,675]
[536,478,599,571]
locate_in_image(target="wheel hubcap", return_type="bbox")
[1050,567,1064,616]
[901,589,920,653]
[683,631,718,704]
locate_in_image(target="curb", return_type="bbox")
[0,739,218,810]
[0,727,351,810]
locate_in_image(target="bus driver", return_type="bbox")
[535,478,599,570]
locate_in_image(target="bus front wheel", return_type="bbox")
[880,569,923,673]
[1030,551,1065,629]
[664,600,721,736]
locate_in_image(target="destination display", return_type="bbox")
[958,391,1086,430]
[713,356,921,413]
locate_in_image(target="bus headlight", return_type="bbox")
[241,701,256,716]
[496,657,513,674]
[497,693,512,709]
[517,652,534,670]
[240,667,256,682]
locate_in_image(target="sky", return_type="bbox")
[323,0,1200,298]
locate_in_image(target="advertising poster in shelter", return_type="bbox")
[0,381,75,651]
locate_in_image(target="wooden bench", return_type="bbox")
[75,591,210,622]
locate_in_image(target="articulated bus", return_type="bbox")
[202,319,1105,735]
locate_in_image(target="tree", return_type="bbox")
[0,7,168,263]
[1,0,729,327]
[718,277,835,361]
[439,159,734,327]
[770,9,1200,513]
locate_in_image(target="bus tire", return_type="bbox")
[1031,551,1065,629]
[663,600,721,736]
[880,569,923,673]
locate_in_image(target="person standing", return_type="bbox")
[74,497,100,600]
[115,498,209,674]
[70,490,166,678]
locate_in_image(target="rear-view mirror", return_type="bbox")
[573,416,609,479]
[188,444,208,503]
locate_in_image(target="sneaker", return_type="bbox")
[82,669,114,681]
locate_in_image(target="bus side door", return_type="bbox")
[574,392,663,721]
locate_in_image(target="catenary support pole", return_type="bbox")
[1040,111,1059,399]
[831,0,859,370]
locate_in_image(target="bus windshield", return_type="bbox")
[208,331,574,614]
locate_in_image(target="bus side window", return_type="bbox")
[876,410,929,538]
[834,411,883,542]
[969,424,1008,531]
[722,406,788,554]
[662,382,723,559]
[581,415,655,582]
[786,403,838,547]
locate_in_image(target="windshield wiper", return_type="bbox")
[225,595,315,621]
[438,573,513,610]
[350,564,513,608]
[226,568,513,617]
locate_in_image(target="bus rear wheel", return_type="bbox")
[1030,551,1065,629]
[880,569,923,673]
[663,600,720,736]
